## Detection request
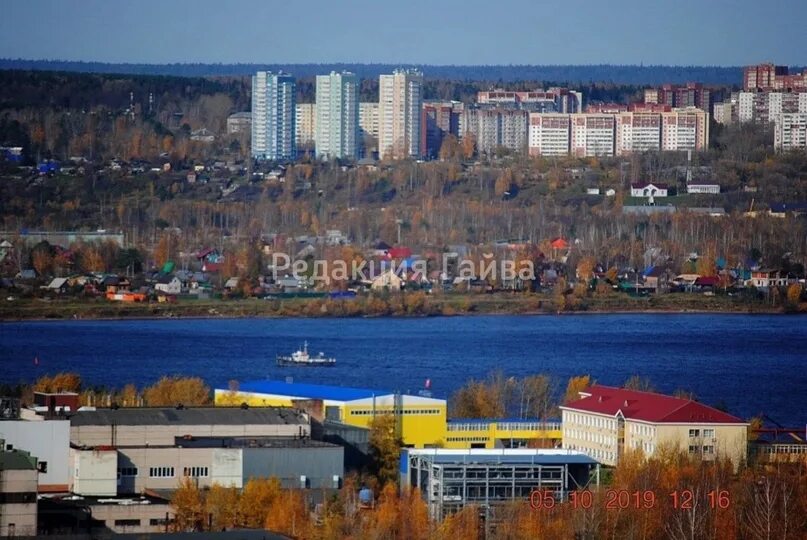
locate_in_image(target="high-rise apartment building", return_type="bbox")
[378,69,424,160]
[295,103,316,149]
[528,109,707,157]
[571,114,616,157]
[251,71,296,161]
[744,63,807,92]
[616,111,663,153]
[421,101,463,158]
[477,88,582,113]
[644,83,718,112]
[359,102,379,157]
[660,108,710,152]
[314,72,359,160]
[528,114,571,156]
[774,113,807,151]
[463,108,529,155]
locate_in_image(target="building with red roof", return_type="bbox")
[560,385,748,467]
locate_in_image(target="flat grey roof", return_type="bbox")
[174,436,338,449]
[69,407,307,427]
[406,449,598,466]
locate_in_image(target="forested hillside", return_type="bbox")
[0,59,754,86]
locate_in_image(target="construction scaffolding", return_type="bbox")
[401,449,600,521]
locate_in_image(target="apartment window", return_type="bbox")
[689,429,700,438]
[149,467,175,478]
[150,518,170,526]
[703,429,715,438]
[118,467,138,477]
[688,445,698,454]
[183,466,209,478]
[114,519,141,527]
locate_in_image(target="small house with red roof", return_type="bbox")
[560,385,748,467]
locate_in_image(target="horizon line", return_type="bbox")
[2,58,796,69]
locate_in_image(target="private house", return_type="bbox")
[372,241,392,258]
[748,269,793,290]
[642,266,671,293]
[630,182,669,198]
[560,385,748,468]
[224,277,240,291]
[154,274,182,295]
[371,269,403,291]
[45,277,69,293]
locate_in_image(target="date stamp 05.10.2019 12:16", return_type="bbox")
[529,489,731,511]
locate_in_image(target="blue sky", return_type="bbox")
[0,0,805,66]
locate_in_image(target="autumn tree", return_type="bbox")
[435,505,480,540]
[171,477,204,532]
[623,375,654,392]
[238,477,282,528]
[143,376,211,406]
[34,372,82,393]
[369,414,402,487]
[450,372,515,418]
[518,374,555,420]
[264,488,313,538]
[563,375,592,404]
[438,134,460,161]
[205,484,240,531]
[461,133,476,160]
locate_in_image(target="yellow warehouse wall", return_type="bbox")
[214,390,560,449]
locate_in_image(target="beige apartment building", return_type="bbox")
[378,69,423,159]
[561,386,748,468]
[296,103,316,149]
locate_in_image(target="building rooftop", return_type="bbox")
[0,447,37,470]
[562,385,746,424]
[69,406,307,427]
[405,448,597,465]
[173,436,337,449]
[237,380,386,402]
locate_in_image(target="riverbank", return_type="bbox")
[0,291,795,321]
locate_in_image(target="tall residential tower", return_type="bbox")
[378,69,423,160]
[315,71,359,160]
[251,71,296,161]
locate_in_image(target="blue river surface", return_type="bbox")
[0,314,805,425]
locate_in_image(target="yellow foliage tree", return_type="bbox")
[206,484,240,530]
[171,477,204,532]
[143,376,211,406]
[238,477,281,528]
[434,505,480,540]
[369,414,402,487]
[34,372,82,393]
[563,375,592,404]
[264,489,313,538]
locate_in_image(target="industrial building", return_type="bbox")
[67,406,343,495]
[0,440,39,537]
[560,386,748,468]
[400,448,599,520]
[0,418,69,493]
[216,380,561,450]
